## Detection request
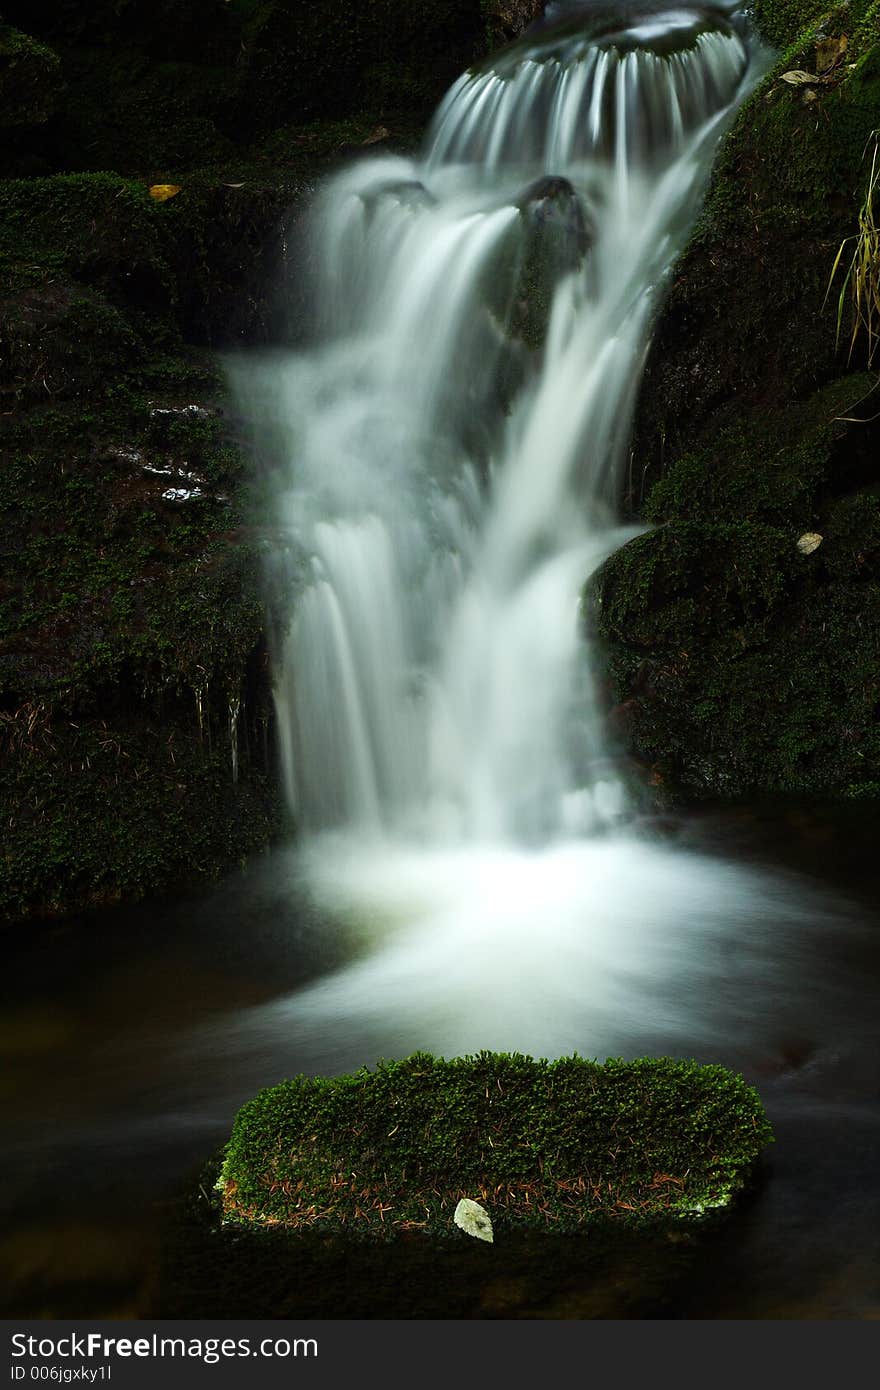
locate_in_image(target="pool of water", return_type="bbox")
[2,800,878,1318]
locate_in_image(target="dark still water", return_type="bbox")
[2,801,878,1319]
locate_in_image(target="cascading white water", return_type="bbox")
[259,1,761,847]
[228,3,785,1061]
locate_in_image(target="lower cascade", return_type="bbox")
[231,1,783,1059]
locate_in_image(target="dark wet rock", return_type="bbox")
[0,1,238,66]
[0,23,62,129]
[508,177,593,349]
[484,0,546,51]
[0,281,144,405]
[495,0,741,68]
[593,0,880,803]
[519,175,594,261]
[236,1,488,132]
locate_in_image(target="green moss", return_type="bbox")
[164,1051,772,1316]
[236,0,487,130]
[644,376,874,526]
[0,716,281,921]
[480,1,544,53]
[0,173,174,309]
[0,23,62,128]
[0,284,145,404]
[150,165,312,346]
[750,0,876,52]
[825,489,880,578]
[0,361,282,920]
[853,0,880,58]
[0,160,319,353]
[597,519,797,650]
[0,386,268,692]
[594,496,880,797]
[611,11,880,800]
[0,2,238,65]
[50,49,237,175]
[635,32,880,480]
[219,1053,773,1237]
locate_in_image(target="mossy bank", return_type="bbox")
[594,0,880,799]
[159,1052,773,1317]
[0,4,541,923]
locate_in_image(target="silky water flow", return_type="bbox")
[228,4,836,1066]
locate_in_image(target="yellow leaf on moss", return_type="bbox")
[149,184,182,202]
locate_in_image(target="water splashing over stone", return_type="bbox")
[244,2,763,848]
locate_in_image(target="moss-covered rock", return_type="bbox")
[598,0,880,800]
[0,714,280,921]
[236,0,489,130]
[0,167,294,921]
[0,368,284,920]
[481,0,545,52]
[219,1053,773,1235]
[751,0,852,52]
[0,172,174,304]
[0,23,62,128]
[635,7,880,472]
[48,48,237,175]
[159,1052,772,1318]
[0,1,238,65]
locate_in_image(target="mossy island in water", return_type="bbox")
[161,1053,774,1318]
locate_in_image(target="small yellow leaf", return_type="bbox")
[361,126,390,146]
[780,70,818,85]
[149,184,182,202]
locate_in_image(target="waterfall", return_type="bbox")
[222,8,838,1067]
[258,2,762,848]
[243,3,764,848]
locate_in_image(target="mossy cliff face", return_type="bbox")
[1,6,541,922]
[237,1,488,131]
[160,1053,773,1317]
[0,172,285,920]
[0,23,62,129]
[594,0,880,799]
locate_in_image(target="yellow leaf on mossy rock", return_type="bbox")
[149,184,182,202]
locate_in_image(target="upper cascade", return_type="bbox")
[428,2,750,170]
